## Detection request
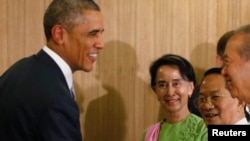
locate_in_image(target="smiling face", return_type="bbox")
[222,33,250,104]
[154,65,194,114]
[52,9,105,72]
[198,74,244,125]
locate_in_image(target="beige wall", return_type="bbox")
[1,0,250,140]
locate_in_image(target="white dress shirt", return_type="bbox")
[234,117,249,125]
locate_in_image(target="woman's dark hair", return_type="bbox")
[149,54,196,89]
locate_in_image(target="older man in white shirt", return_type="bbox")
[197,67,249,125]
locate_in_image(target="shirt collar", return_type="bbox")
[246,105,250,113]
[234,117,249,125]
[42,46,73,90]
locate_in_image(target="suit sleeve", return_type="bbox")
[38,97,82,141]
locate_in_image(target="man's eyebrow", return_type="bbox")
[210,89,220,94]
[199,89,220,96]
[88,29,104,34]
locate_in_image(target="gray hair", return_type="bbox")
[233,24,250,61]
[43,0,100,40]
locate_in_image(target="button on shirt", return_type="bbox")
[42,46,75,99]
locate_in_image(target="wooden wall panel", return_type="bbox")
[24,1,46,56]
[6,0,25,66]
[1,0,250,141]
[0,0,8,70]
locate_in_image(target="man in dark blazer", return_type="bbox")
[0,0,105,141]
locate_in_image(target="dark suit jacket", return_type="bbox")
[0,50,82,141]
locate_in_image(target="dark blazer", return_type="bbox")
[0,50,82,141]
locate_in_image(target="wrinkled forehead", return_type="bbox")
[224,33,246,54]
[199,75,226,94]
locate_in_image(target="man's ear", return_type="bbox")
[216,55,224,67]
[51,25,64,44]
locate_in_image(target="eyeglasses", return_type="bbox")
[194,94,226,108]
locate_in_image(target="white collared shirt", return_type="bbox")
[245,105,250,115]
[234,118,249,125]
[42,46,74,97]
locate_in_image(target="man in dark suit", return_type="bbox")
[0,0,105,141]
